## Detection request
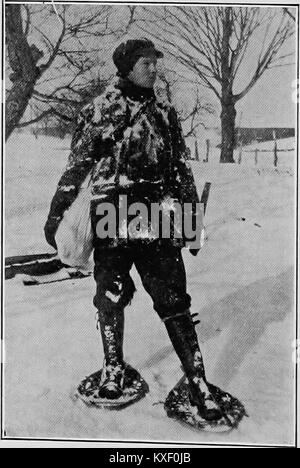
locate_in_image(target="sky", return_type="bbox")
[234,61,296,128]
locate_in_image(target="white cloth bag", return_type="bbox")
[55,173,93,268]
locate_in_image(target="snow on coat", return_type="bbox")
[44,77,203,250]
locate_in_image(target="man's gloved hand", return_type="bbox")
[44,216,60,250]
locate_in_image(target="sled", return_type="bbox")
[164,376,247,433]
[5,252,57,266]
[5,253,91,284]
[75,364,149,410]
[20,267,91,285]
[5,253,65,280]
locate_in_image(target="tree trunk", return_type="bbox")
[220,99,236,163]
[219,8,236,163]
[6,78,38,141]
[5,5,43,141]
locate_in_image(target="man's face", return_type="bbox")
[128,54,157,88]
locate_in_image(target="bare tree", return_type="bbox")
[137,6,295,162]
[5,3,135,140]
[156,70,215,138]
[179,88,215,138]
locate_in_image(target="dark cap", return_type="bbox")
[113,38,163,77]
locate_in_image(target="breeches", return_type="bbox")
[93,242,191,320]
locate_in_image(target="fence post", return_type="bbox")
[236,121,241,164]
[254,147,258,165]
[273,130,278,167]
[274,142,278,167]
[204,139,210,163]
[194,139,199,161]
[238,143,242,164]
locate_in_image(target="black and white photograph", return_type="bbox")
[1,0,298,448]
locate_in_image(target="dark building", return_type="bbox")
[235,127,295,147]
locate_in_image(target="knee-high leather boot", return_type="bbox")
[97,305,125,400]
[164,311,222,421]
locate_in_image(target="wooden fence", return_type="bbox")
[192,138,294,167]
[238,141,295,167]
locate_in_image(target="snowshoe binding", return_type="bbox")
[164,375,247,433]
[75,363,149,409]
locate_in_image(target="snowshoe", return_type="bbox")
[164,376,247,433]
[75,363,149,409]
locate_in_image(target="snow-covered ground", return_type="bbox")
[3,133,296,445]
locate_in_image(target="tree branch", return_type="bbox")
[23,5,31,36]
[283,8,296,21]
[16,107,73,128]
[39,6,66,76]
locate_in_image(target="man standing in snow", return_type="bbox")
[44,38,222,422]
